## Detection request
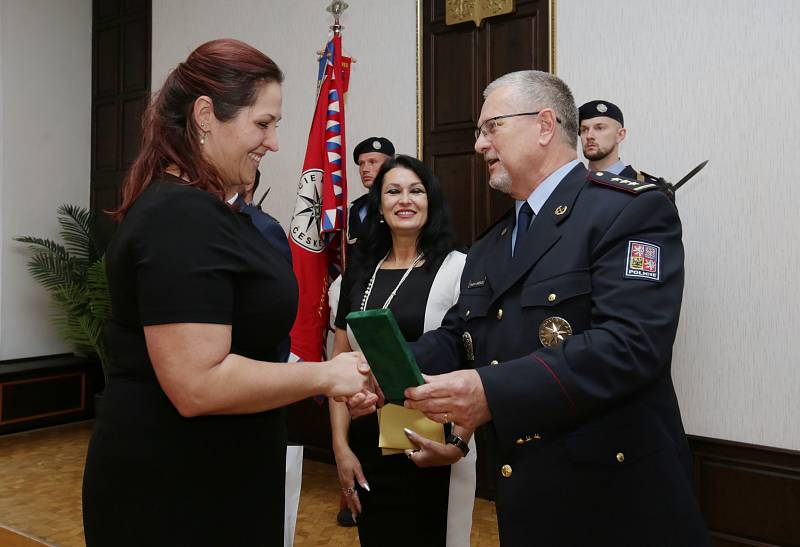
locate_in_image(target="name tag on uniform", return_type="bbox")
[467,277,486,289]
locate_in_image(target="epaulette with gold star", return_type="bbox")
[588,170,660,195]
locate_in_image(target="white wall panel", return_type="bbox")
[0,0,92,359]
[152,0,418,229]
[558,0,800,449]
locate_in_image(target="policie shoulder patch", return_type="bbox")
[625,240,661,281]
[589,171,659,194]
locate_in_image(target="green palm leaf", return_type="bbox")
[51,284,96,349]
[87,257,110,320]
[14,204,110,380]
[13,236,71,261]
[57,204,99,264]
[26,252,80,290]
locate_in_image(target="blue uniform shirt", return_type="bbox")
[605,159,625,175]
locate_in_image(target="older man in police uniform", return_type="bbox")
[403,71,711,545]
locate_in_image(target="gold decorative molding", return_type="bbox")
[445,0,514,27]
[549,0,557,74]
[416,0,423,159]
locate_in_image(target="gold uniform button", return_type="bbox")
[501,464,513,478]
[616,452,625,463]
[515,433,543,445]
[496,309,503,320]
[489,360,499,366]
[547,293,557,302]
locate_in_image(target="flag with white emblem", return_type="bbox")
[289,34,350,362]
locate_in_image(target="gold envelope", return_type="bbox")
[377,403,445,452]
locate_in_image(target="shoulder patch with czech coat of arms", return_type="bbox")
[625,240,661,281]
[589,171,659,194]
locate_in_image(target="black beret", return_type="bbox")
[352,137,395,164]
[578,100,624,126]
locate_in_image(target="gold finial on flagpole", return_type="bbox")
[326,1,349,35]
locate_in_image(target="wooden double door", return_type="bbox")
[421,0,551,245]
[91,0,151,250]
[420,0,551,498]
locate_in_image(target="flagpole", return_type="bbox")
[327,0,349,271]
[289,1,353,362]
[326,1,348,35]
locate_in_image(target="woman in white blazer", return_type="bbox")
[329,155,476,547]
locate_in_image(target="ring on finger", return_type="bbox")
[342,487,354,497]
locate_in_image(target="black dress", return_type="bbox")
[82,175,298,547]
[336,260,451,546]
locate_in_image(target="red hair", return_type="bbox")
[112,39,283,220]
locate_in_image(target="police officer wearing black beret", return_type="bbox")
[348,137,395,246]
[400,72,711,546]
[578,99,649,180]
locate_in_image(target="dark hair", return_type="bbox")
[112,39,284,220]
[349,155,458,285]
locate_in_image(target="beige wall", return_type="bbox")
[0,0,92,359]
[558,0,800,449]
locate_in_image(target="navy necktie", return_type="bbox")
[513,202,534,257]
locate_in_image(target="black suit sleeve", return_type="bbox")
[410,302,466,374]
[478,191,684,443]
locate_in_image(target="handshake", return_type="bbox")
[325,351,384,418]
[325,351,491,430]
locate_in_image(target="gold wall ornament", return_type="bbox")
[446,0,514,27]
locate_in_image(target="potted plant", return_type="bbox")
[14,204,110,381]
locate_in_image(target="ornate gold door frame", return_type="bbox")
[444,0,515,27]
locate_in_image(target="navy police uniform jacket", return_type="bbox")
[347,194,369,245]
[621,164,676,204]
[345,194,369,264]
[412,164,710,546]
[619,164,640,180]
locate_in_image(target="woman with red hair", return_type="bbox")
[82,39,377,546]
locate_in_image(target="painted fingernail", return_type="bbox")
[361,481,371,492]
[403,427,416,436]
[352,513,358,523]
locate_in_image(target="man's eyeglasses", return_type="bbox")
[474,111,562,141]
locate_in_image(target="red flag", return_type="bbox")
[288,35,349,362]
